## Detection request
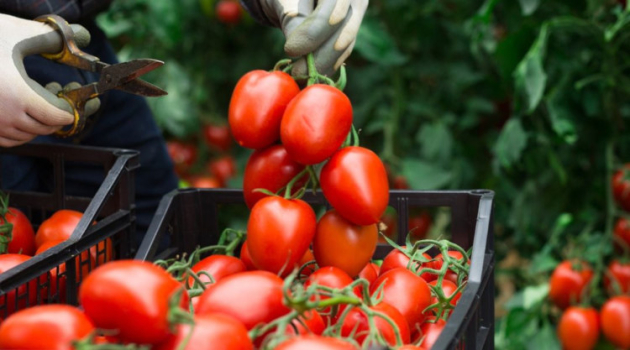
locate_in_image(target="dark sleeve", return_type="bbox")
[0,0,113,22]
[240,0,277,27]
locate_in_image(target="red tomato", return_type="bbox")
[239,241,256,271]
[304,266,361,321]
[358,262,379,287]
[79,260,188,345]
[36,239,94,301]
[614,217,630,252]
[313,210,378,278]
[392,175,409,190]
[549,260,593,309]
[557,306,599,350]
[370,267,432,330]
[338,302,410,346]
[247,197,316,276]
[280,84,353,165]
[604,260,630,294]
[429,279,461,307]
[380,247,433,282]
[195,271,290,330]
[0,305,94,350]
[0,208,35,255]
[189,176,221,189]
[433,250,468,283]
[229,70,300,149]
[154,314,253,350]
[188,255,247,287]
[203,123,232,152]
[418,317,446,349]
[287,310,326,336]
[208,156,236,187]
[297,248,316,277]
[167,141,197,177]
[216,0,242,24]
[601,296,630,349]
[0,254,38,316]
[321,146,389,226]
[613,164,630,212]
[399,346,428,350]
[409,211,432,241]
[243,145,306,209]
[275,335,357,350]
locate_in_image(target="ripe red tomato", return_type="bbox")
[229,70,300,149]
[604,260,630,294]
[0,305,94,350]
[239,241,256,271]
[189,175,221,189]
[188,254,247,287]
[208,156,236,186]
[280,84,353,165]
[429,279,461,307]
[35,209,82,248]
[167,141,198,177]
[392,175,409,190]
[338,302,411,346]
[380,247,433,282]
[321,146,389,226]
[313,210,378,278]
[247,196,316,276]
[36,239,94,301]
[203,123,232,152]
[154,314,253,350]
[549,260,593,309]
[432,250,468,283]
[358,262,379,287]
[243,145,306,209]
[409,211,432,241]
[0,207,35,255]
[297,248,316,277]
[601,296,630,349]
[370,267,431,331]
[195,271,290,330]
[216,0,242,24]
[557,306,599,350]
[614,217,630,251]
[418,317,446,349]
[0,254,38,316]
[305,266,361,321]
[79,260,188,345]
[275,335,357,350]
[613,164,630,212]
[287,310,326,336]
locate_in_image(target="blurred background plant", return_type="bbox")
[97,0,630,348]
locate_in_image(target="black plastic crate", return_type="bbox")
[136,188,494,350]
[0,143,139,318]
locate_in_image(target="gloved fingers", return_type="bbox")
[45,82,63,95]
[23,80,75,127]
[84,98,101,117]
[44,81,100,118]
[334,0,367,51]
[284,0,352,57]
[16,22,91,57]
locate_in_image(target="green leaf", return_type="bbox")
[527,322,560,350]
[505,283,549,310]
[546,89,577,145]
[494,119,528,168]
[518,0,540,16]
[355,16,408,66]
[401,159,452,190]
[514,24,549,114]
[529,253,560,274]
[417,122,453,162]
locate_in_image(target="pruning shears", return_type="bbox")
[33,14,167,137]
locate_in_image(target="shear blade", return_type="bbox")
[99,59,167,96]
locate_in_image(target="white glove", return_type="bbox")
[259,0,368,77]
[0,14,98,147]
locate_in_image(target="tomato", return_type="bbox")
[216,0,242,24]
[0,254,39,316]
[35,239,94,301]
[297,248,316,277]
[601,296,630,349]
[79,260,188,345]
[409,211,432,241]
[418,317,446,349]
[188,255,247,287]
[288,310,325,336]
[247,196,316,276]
[557,306,599,350]
[208,156,236,187]
[154,314,253,350]
[338,302,410,346]
[203,123,232,152]
[304,266,361,321]
[239,241,256,271]
[0,305,94,350]
[429,279,461,307]
[358,262,379,288]
[321,146,389,226]
[392,175,409,190]
[379,210,398,243]
[370,267,432,330]
[613,164,630,212]
[280,84,353,165]
[195,271,290,330]
[275,335,357,350]
[243,145,306,209]
[313,210,378,277]
[380,247,433,282]
[189,176,221,189]
[614,218,630,252]
[399,346,427,350]
[167,141,197,177]
[433,250,468,283]
[0,207,35,255]
[229,70,300,149]
[604,260,630,294]
[549,260,593,309]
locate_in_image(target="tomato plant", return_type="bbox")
[549,260,593,310]
[557,306,599,350]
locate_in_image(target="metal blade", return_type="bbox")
[116,78,168,97]
[96,59,166,96]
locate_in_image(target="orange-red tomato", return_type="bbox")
[0,207,35,256]
[549,260,593,309]
[601,296,630,349]
[557,306,600,350]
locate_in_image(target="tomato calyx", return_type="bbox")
[253,165,317,200]
[299,53,347,91]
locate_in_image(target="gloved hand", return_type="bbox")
[0,14,100,147]
[258,0,368,77]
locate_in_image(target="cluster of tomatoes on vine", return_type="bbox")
[548,165,630,350]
